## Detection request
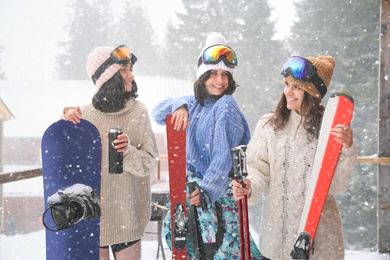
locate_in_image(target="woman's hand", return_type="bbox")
[64,106,82,124]
[232,179,252,201]
[105,133,129,153]
[171,106,190,131]
[330,124,353,148]
[187,189,200,206]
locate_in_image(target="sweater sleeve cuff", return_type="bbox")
[171,98,187,113]
[341,138,357,156]
[123,134,131,154]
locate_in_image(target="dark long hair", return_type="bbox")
[193,70,238,106]
[267,91,324,141]
[92,71,138,113]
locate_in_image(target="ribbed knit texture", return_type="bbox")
[196,32,235,78]
[71,99,158,246]
[284,55,336,103]
[86,46,122,91]
[152,95,250,203]
[247,111,357,260]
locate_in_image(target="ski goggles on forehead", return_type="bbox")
[198,44,238,68]
[281,56,327,98]
[110,45,137,64]
[92,45,137,84]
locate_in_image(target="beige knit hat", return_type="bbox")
[283,55,336,103]
[86,46,123,91]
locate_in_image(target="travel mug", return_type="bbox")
[108,128,123,174]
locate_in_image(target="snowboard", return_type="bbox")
[42,119,102,260]
[166,114,188,259]
[291,92,354,259]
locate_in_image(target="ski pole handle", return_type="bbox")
[229,145,248,187]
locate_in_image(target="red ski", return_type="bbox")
[166,114,188,259]
[291,92,354,259]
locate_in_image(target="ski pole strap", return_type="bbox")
[203,201,225,259]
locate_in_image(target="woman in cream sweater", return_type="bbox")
[232,55,357,260]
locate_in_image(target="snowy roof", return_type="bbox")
[0,77,193,137]
[0,97,14,122]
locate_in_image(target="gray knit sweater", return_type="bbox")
[247,111,357,260]
[70,99,158,246]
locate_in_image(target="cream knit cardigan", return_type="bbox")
[247,111,357,260]
[67,99,158,246]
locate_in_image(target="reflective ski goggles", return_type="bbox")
[92,45,137,84]
[198,44,238,68]
[281,56,327,98]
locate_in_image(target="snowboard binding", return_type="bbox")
[172,203,187,251]
[42,183,101,231]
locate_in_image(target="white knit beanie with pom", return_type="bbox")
[196,32,236,79]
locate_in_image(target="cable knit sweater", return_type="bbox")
[152,95,251,203]
[67,99,158,246]
[247,111,357,260]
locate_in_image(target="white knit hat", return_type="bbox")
[196,32,236,79]
[86,46,122,90]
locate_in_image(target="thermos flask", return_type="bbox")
[109,128,123,174]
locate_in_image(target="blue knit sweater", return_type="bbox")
[152,94,251,203]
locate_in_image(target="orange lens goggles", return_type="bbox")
[110,45,137,64]
[91,45,137,84]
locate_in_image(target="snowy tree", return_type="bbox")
[112,0,160,77]
[231,1,286,131]
[289,0,380,250]
[56,0,114,80]
[160,0,286,130]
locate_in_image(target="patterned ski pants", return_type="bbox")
[164,172,263,259]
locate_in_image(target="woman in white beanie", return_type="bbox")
[232,55,357,259]
[152,33,263,259]
[63,45,158,260]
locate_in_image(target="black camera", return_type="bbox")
[42,184,101,232]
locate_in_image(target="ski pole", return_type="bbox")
[240,146,251,260]
[231,145,251,259]
[187,181,206,260]
[232,147,245,259]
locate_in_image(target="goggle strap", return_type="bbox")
[310,73,327,98]
[197,56,202,67]
[91,58,115,84]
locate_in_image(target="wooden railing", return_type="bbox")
[0,156,389,184]
[0,167,42,184]
[357,156,390,165]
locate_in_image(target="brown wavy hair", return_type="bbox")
[266,91,324,141]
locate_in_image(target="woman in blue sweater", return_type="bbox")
[152,33,262,259]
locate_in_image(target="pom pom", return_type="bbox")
[205,32,227,46]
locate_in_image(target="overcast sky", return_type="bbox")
[0,0,294,81]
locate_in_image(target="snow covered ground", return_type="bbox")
[1,230,389,259]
